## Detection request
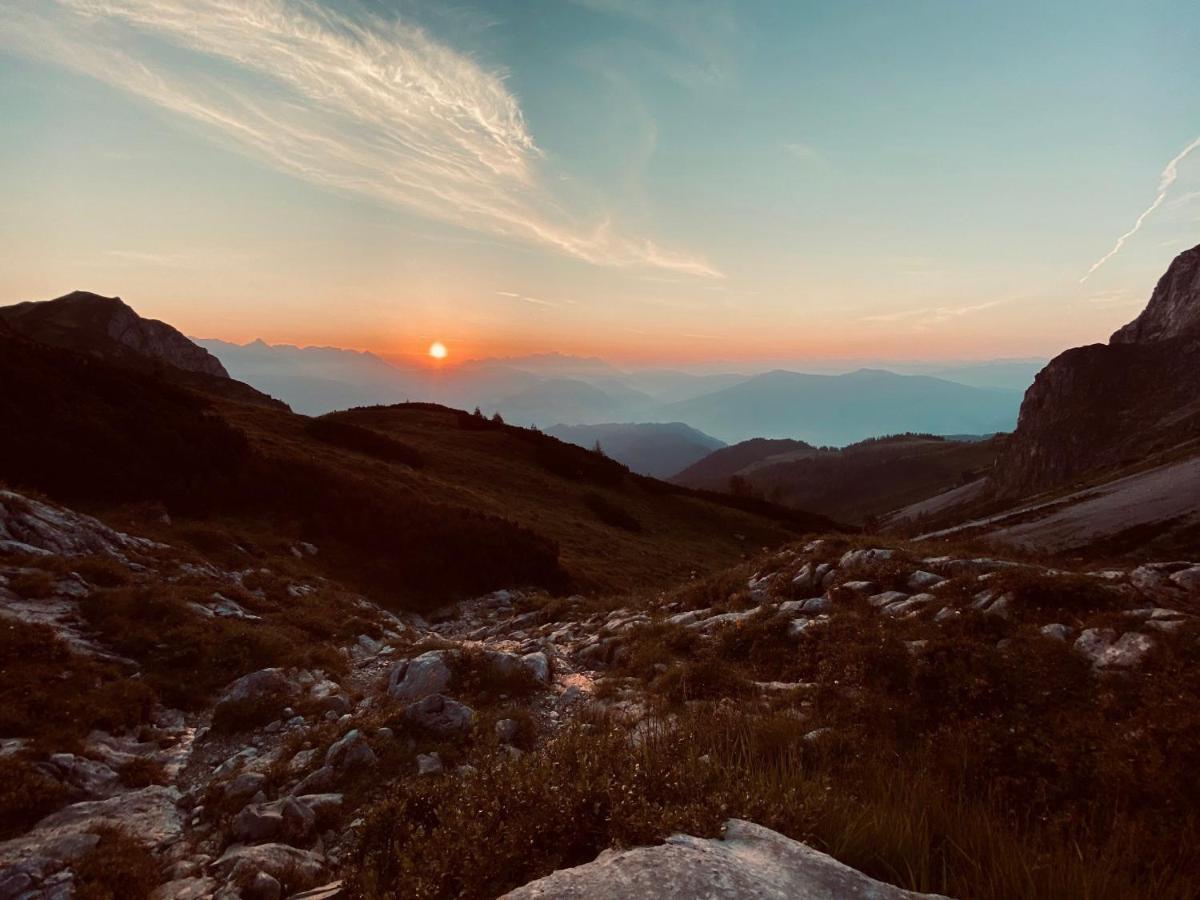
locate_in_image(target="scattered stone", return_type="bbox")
[226,772,268,802]
[324,730,377,773]
[868,591,909,608]
[1040,623,1072,642]
[416,753,443,777]
[839,548,894,570]
[495,719,521,745]
[402,694,475,736]
[213,844,325,890]
[245,871,283,900]
[149,877,219,900]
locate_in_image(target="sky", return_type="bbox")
[1,0,1199,367]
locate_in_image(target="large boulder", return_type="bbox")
[0,786,183,870]
[501,819,949,899]
[402,694,474,736]
[214,669,298,723]
[388,651,452,702]
[213,843,325,889]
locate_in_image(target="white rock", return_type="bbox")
[501,818,947,899]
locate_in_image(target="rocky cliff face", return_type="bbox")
[995,245,1200,496]
[0,291,229,378]
[1111,244,1200,344]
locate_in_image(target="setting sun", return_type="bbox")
[428,341,448,360]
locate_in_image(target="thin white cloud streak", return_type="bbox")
[1080,135,1200,282]
[1,0,718,277]
[860,299,1004,325]
[496,290,574,308]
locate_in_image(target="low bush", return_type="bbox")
[449,649,544,706]
[117,758,168,788]
[8,569,55,599]
[582,492,642,532]
[0,757,69,839]
[73,827,160,900]
[80,586,329,710]
[0,619,156,747]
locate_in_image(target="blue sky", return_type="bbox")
[2,0,1198,364]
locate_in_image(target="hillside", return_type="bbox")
[546,422,726,478]
[677,434,1001,524]
[659,369,1021,445]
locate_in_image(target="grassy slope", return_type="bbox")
[679,435,1001,525]
[312,405,834,596]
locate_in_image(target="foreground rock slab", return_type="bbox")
[502,819,950,899]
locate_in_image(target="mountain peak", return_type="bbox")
[0,290,229,378]
[1110,243,1200,344]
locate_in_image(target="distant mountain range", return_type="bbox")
[659,369,1021,445]
[546,423,726,479]
[197,340,1028,445]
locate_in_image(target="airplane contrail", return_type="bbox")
[1081,135,1200,282]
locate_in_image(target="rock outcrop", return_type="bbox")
[502,819,949,899]
[0,291,229,378]
[995,244,1200,496]
[1111,244,1200,344]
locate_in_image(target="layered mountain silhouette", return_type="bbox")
[196,339,1026,442]
[659,368,1020,445]
[545,422,725,478]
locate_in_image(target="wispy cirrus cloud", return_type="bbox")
[860,299,1005,326]
[1,0,718,277]
[1080,135,1200,282]
[496,290,575,309]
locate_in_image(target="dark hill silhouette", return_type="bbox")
[677,433,1001,524]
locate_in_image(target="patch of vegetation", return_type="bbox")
[448,648,544,707]
[8,569,56,599]
[582,492,642,532]
[305,417,425,468]
[0,619,156,748]
[80,585,339,710]
[73,827,160,900]
[0,756,69,839]
[349,704,1200,900]
[117,758,167,789]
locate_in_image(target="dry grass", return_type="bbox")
[348,706,1200,900]
[0,619,156,749]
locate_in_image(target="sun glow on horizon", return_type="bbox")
[428,341,448,360]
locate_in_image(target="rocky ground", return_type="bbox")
[1,488,1197,899]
